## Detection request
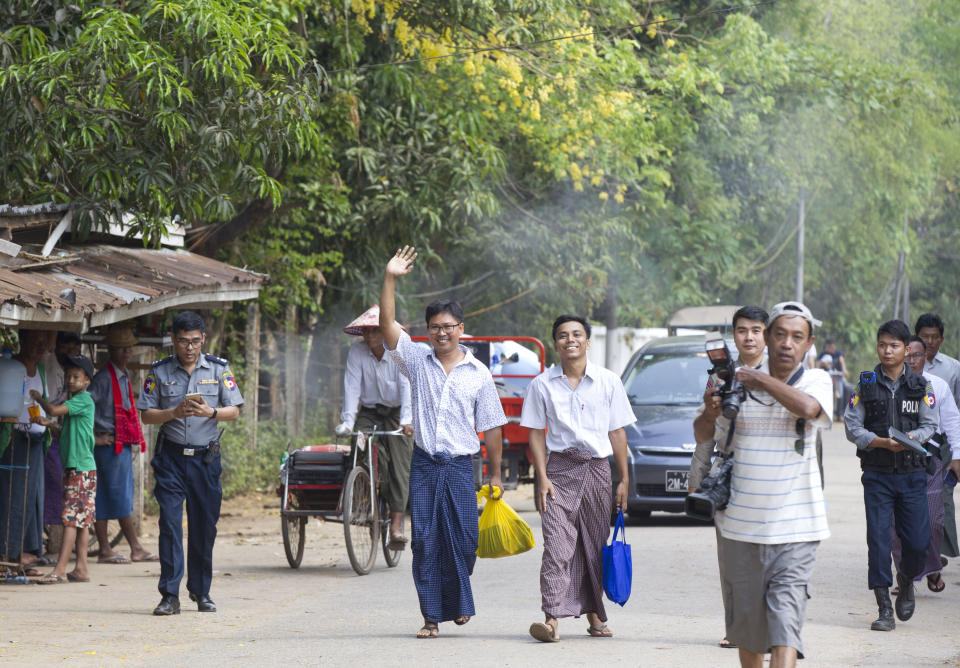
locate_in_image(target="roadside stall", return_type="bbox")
[0,204,265,572]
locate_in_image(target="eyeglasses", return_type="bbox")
[794,418,806,455]
[905,353,925,361]
[427,323,461,334]
[175,337,203,349]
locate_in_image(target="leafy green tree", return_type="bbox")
[0,0,324,243]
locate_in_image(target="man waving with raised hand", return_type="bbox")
[379,246,507,639]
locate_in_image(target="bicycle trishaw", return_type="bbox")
[278,428,402,575]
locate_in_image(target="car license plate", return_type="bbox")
[665,470,689,492]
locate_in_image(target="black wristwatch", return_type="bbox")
[211,408,218,421]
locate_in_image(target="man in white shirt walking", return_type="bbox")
[915,313,960,560]
[335,305,414,546]
[522,315,634,643]
[379,246,507,639]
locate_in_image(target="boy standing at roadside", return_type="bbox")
[31,356,97,584]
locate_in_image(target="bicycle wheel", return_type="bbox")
[380,497,402,568]
[281,506,307,569]
[343,466,378,575]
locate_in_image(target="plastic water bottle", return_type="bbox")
[0,350,25,419]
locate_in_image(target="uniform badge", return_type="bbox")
[849,394,859,409]
[222,372,237,391]
[925,390,936,408]
[143,375,156,395]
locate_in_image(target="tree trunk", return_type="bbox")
[284,304,300,436]
[244,301,260,450]
[189,199,274,257]
[265,329,283,421]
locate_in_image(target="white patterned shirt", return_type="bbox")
[388,330,506,456]
[715,362,833,545]
[520,362,635,458]
[340,340,412,428]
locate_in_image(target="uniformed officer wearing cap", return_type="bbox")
[137,311,243,616]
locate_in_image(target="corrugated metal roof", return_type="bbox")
[0,245,265,329]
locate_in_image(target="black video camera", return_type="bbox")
[685,455,734,521]
[704,333,746,420]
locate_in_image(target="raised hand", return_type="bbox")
[386,246,417,279]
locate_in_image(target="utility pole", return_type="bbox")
[796,188,805,302]
[893,214,908,320]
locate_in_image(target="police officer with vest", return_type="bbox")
[845,320,937,632]
[137,311,243,615]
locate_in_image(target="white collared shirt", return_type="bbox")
[925,351,960,403]
[520,361,635,458]
[388,330,506,456]
[924,372,960,460]
[341,340,412,427]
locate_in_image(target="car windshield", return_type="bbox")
[622,350,712,405]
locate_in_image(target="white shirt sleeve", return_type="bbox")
[607,376,636,432]
[399,373,413,426]
[387,330,415,379]
[801,368,834,428]
[934,380,960,460]
[340,344,363,427]
[519,376,547,430]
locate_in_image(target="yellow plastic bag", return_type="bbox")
[476,484,535,558]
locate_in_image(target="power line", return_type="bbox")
[326,1,776,75]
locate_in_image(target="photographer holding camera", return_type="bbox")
[693,302,833,668]
[689,305,767,651]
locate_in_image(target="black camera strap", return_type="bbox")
[717,365,807,458]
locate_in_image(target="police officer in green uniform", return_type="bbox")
[137,311,243,615]
[844,319,937,632]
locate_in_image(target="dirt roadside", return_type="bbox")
[2,484,538,666]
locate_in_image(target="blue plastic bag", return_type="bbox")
[602,508,632,606]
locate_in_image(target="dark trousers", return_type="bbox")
[152,445,222,597]
[862,470,929,589]
[0,431,45,558]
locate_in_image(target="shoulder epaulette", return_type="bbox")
[204,354,228,366]
[150,356,176,369]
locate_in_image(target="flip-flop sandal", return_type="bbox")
[587,624,613,638]
[98,555,130,564]
[718,638,738,649]
[22,567,41,577]
[529,622,559,643]
[454,616,471,626]
[131,553,160,562]
[927,573,946,592]
[66,572,90,583]
[38,574,68,585]
[388,536,408,550]
[416,623,439,639]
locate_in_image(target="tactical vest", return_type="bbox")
[858,364,927,473]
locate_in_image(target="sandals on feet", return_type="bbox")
[38,573,67,584]
[587,624,613,638]
[416,622,439,639]
[718,637,738,649]
[529,621,559,643]
[927,573,946,592]
[454,615,471,626]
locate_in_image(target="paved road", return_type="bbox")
[5,428,960,666]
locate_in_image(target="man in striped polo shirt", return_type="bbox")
[703,302,833,668]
